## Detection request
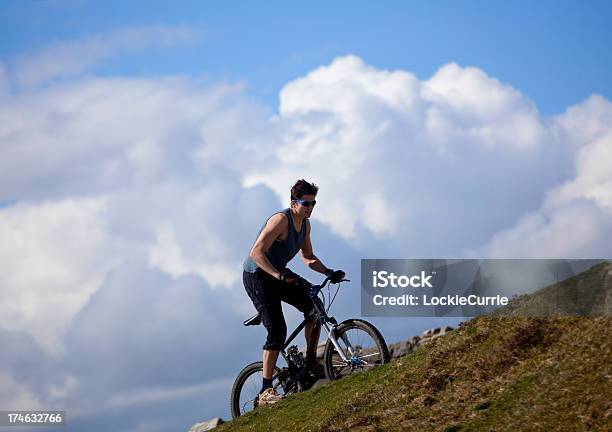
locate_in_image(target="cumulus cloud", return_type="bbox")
[1,49,612,429]
[0,73,278,368]
[468,95,612,257]
[422,63,544,151]
[0,76,259,202]
[58,265,255,414]
[245,55,572,256]
[0,267,257,424]
[0,60,302,424]
[565,142,612,210]
[468,199,612,258]
[0,371,44,410]
[0,197,118,355]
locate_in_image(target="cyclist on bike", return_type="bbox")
[243,179,345,406]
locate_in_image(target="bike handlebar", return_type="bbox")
[308,277,350,298]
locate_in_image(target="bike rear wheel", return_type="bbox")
[323,319,390,381]
[230,361,284,418]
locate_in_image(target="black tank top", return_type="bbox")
[243,208,307,273]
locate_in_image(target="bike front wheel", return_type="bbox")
[323,319,390,381]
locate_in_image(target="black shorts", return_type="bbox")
[243,269,315,351]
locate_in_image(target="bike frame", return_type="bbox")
[278,277,355,367]
[234,275,386,418]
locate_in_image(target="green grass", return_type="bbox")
[218,262,612,431]
[493,261,612,317]
[218,316,611,432]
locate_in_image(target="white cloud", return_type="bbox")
[361,192,398,238]
[1,48,612,429]
[0,372,43,410]
[0,75,260,200]
[106,376,233,410]
[7,25,200,88]
[422,63,544,151]
[52,264,258,419]
[551,94,612,147]
[0,197,118,355]
[246,55,562,255]
[279,55,422,117]
[548,134,612,212]
[468,96,612,258]
[144,179,279,288]
[0,71,278,359]
[2,53,610,341]
[467,200,610,258]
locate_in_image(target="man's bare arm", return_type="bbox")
[300,220,329,275]
[250,213,288,279]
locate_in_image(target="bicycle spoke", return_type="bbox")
[327,324,385,379]
[358,352,380,359]
[242,398,256,413]
[239,369,264,415]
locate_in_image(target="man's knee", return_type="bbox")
[263,337,285,351]
[263,321,287,351]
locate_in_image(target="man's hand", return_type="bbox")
[325,269,346,284]
[279,268,298,284]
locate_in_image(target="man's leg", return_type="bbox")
[262,349,280,380]
[243,270,285,398]
[305,320,321,359]
[260,314,285,395]
[277,272,322,379]
[305,319,323,378]
[275,273,320,360]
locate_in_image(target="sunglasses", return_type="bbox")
[292,199,317,207]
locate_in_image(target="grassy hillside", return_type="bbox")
[218,263,612,431]
[493,261,612,317]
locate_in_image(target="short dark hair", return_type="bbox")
[291,179,319,200]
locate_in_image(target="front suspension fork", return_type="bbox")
[322,322,355,363]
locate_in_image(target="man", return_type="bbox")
[243,179,345,406]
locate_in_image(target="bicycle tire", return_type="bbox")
[323,318,390,381]
[230,361,281,419]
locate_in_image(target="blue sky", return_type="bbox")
[1,2,611,431]
[2,1,611,114]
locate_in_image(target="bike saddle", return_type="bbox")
[243,312,262,326]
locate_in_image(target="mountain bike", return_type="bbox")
[230,274,390,418]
